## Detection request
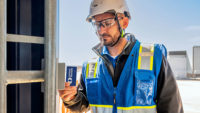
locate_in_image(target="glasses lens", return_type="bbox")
[103,19,115,27]
[92,21,100,31]
[91,18,115,31]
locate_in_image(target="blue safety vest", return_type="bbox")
[82,40,165,113]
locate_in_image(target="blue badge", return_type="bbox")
[66,66,77,86]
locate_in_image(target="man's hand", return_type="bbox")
[58,82,77,102]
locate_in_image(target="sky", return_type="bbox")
[59,0,200,66]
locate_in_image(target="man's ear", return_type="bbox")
[121,17,129,29]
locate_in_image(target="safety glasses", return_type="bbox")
[91,17,123,32]
[91,18,116,31]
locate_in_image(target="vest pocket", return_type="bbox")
[86,78,100,103]
[135,70,155,105]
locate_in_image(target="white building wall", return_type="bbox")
[193,47,200,74]
[186,55,192,74]
[168,55,187,78]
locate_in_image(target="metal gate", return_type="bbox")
[0,0,59,113]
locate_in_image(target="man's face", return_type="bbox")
[93,13,121,46]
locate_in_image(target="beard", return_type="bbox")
[99,33,118,47]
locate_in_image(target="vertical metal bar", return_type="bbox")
[0,0,7,113]
[44,0,58,112]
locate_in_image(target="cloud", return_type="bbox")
[185,25,200,31]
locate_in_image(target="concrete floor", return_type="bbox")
[177,80,200,113]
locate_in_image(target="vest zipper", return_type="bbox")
[114,93,116,104]
[113,88,117,113]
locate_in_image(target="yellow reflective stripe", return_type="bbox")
[86,63,89,78]
[90,104,113,108]
[138,45,142,69]
[150,46,154,70]
[93,62,97,78]
[117,105,156,110]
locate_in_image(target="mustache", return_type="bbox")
[99,33,111,37]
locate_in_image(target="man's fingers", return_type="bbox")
[58,85,77,91]
[60,90,76,96]
[62,91,77,101]
[59,87,77,97]
[58,82,77,101]
[64,86,77,91]
[65,82,70,86]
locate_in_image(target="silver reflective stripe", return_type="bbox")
[138,43,154,70]
[86,59,98,78]
[88,63,96,78]
[91,106,113,113]
[117,108,157,113]
[140,56,151,70]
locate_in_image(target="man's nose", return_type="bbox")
[98,25,106,35]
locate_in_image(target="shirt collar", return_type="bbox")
[102,46,110,55]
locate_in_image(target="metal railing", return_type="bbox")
[0,0,7,113]
[7,34,44,44]
[0,0,58,113]
[44,0,58,112]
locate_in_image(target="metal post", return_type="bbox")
[0,0,7,113]
[44,0,58,112]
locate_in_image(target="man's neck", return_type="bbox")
[107,38,127,57]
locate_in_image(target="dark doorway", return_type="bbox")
[7,0,45,113]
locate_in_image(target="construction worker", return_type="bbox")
[59,0,184,113]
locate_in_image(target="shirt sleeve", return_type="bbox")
[156,55,184,113]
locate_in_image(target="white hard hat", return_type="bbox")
[86,0,131,22]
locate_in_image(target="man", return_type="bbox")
[59,0,184,113]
